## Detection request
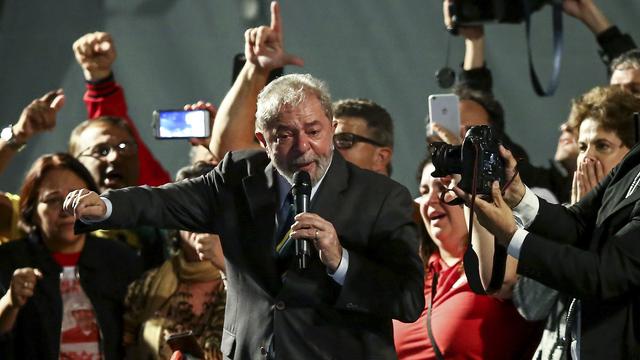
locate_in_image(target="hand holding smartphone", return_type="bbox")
[165,331,204,359]
[153,109,211,139]
[427,94,461,139]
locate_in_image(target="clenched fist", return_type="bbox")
[63,189,107,221]
[7,268,43,309]
[73,31,117,81]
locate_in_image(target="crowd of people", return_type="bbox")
[1,0,639,359]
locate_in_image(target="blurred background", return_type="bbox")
[1,0,638,194]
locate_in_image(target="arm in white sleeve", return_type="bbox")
[328,248,349,285]
[512,186,540,228]
[79,197,112,224]
[507,228,529,259]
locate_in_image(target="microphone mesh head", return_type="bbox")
[292,170,312,196]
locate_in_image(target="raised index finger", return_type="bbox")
[39,90,60,103]
[270,1,282,38]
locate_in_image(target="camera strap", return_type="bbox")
[462,142,511,294]
[425,272,446,360]
[524,0,563,97]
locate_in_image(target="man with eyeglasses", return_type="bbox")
[69,117,140,193]
[333,99,394,176]
[68,116,167,270]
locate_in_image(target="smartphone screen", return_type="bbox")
[428,94,461,139]
[153,109,211,139]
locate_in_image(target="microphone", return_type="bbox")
[292,170,312,269]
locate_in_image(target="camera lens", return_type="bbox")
[429,142,463,177]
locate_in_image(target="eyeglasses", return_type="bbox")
[333,132,384,150]
[76,141,138,159]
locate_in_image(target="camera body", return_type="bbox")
[449,0,547,27]
[429,125,504,195]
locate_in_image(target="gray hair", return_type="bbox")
[611,49,640,72]
[255,74,333,132]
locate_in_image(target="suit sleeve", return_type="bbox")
[517,214,640,301]
[84,75,172,186]
[512,276,560,321]
[76,167,222,235]
[334,185,425,323]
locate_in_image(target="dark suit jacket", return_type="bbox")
[78,149,424,360]
[517,143,640,359]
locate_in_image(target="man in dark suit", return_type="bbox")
[461,144,640,359]
[64,52,423,360]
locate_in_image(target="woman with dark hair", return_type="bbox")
[392,152,539,359]
[0,152,141,360]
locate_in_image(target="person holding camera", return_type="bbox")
[393,124,541,360]
[443,0,637,206]
[508,85,640,360]
[454,90,640,358]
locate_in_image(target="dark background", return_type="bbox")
[1,0,638,195]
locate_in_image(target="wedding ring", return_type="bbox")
[315,229,319,241]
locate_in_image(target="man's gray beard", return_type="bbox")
[272,151,333,186]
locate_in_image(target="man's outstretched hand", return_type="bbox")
[63,189,107,222]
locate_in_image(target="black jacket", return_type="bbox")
[518,143,640,359]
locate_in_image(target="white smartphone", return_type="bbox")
[427,94,460,138]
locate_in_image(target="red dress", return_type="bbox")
[84,75,171,186]
[393,254,540,360]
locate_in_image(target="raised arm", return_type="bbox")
[0,90,64,174]
[0,268,42,334]
[73,32,171,186]
[563,0,636,66]
[442,0,493,92]
[63,172,219,235]
[208,1,303,160]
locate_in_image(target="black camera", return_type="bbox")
[429,125,504,196]
[449,0,547,28]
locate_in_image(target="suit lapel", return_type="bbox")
[597,179,640,226]
[242,162,277,220]
[241,162,281,293]
[310,151,349,224]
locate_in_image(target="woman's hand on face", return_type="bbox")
[573,158,604,203]
[8,268,43,308]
